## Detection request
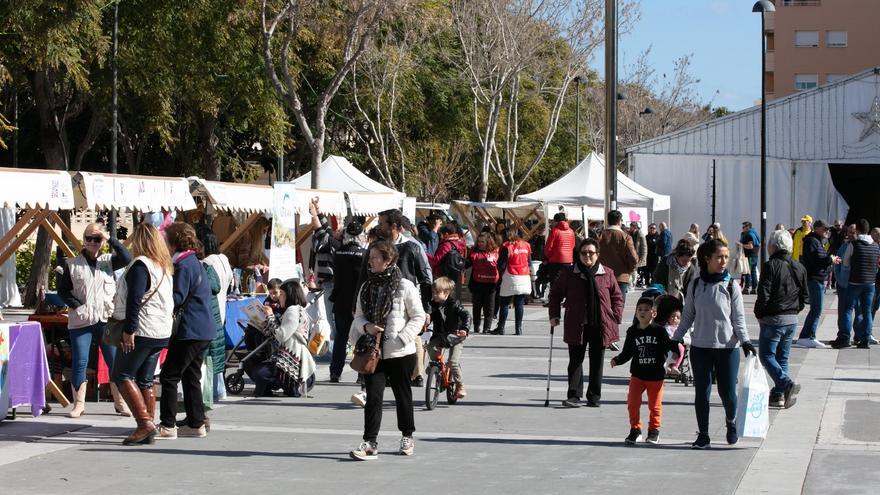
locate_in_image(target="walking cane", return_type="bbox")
[544,325,555,407]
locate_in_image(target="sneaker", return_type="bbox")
[561,397,581,408]
[870,336,879,345]
[795,338,826,349]
[783,382,801,409]
[691,433,711,449]
[769,395,784,408]
[726,420,738,445]
[156,425,177,440]
[329,374,340,383]
[178,424,207,438]
[350,441,379,461]
[830,338,851,349]
[351,391,367,407]
[625,428,642,445]
[857,341,871,349]
[646,429,660,445]
[398,436,415,456]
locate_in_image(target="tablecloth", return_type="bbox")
[224,297,265,347]
[1,321,50,420]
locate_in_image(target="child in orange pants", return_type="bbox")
[611,297,673,445]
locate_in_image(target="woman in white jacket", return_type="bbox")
[258,280,317,396]
[348,240,426,461]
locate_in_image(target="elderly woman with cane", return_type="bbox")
[548,238,623,408]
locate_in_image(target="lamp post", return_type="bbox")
[109,0,119,239]
[604,0,618,216]
[753,0,775,265]
[575,75,586,165]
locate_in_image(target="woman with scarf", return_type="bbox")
[653,240,698,299]
[255,280,316,396]
[548,238,624,408]
[672,239,755,449]
[348,240,427,461]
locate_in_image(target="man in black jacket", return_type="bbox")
[328,221,367,382]
[754,229,808,409]
[833,219,880,349]
[796,220,840,348]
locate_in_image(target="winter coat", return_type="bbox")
[792,227,811,262]
[350,278,427,359]
[359,235,433,312]
[598,226,638,284]
[430,236,466,274]
[800,232,834,281]
[673,273,750,349]
[548,263,623,347]
[544,221,576,264]
[171,251,216,342]
[270,305,316,381]
[59,237,132,329]
[645,232,660,271]
[754,251,808,320]
[652,254,698,299]
[657,229,673,257]
[204,264,227,375]
[429,297,471,337]
[632,229,647,268]
[417,221,440,256]
[331,241,366,315]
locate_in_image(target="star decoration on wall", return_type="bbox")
[853,96,880,141]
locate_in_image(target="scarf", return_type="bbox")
[574,259,600,330]
[360,264,402,324]
[699,269,729,285]
[667,253,688,276]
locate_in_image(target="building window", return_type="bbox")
[795,74,818,91]
[827,31,848,47]
[794,31,819,47]
[827,74,847,84]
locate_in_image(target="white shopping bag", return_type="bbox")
[736,356,770,439]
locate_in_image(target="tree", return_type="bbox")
[261,0,406,188]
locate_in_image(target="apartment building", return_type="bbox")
[764,0,880,100]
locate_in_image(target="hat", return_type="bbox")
[812,219,828,229]
[801,215,813,223]
[345,221,364,236]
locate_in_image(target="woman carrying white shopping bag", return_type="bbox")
[737,356,770,439]
[672,239,756,450]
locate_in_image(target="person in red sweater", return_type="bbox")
[543,213,576,288]
[467,232,500,333]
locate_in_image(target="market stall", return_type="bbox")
[450,200,546,241]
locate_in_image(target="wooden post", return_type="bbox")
[0,207,40,254]
[40,217,77,258]
[0,208,54,266]
[219,213,263,255]
[48,211,83,253]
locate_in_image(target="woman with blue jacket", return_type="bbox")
[158,222,216,439]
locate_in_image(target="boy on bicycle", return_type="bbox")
[426,277,471,399]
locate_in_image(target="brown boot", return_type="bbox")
[142,385,156,423]
[455,383,467,399]
[110,382,132,417]
[66,383,87,418]
[117,380,157,446]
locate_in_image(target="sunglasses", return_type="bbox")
[579,250,598,256]
[84,235,103,243]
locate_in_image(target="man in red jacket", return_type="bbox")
[543,212,576,288]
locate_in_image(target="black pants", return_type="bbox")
[330,309,354,377]
[363,353,416,443]
[160,338,210,428]
[545,263,569,286]
[470,282,496,333]
[567,328,605,403]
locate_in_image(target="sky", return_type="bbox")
[590,0,763,111]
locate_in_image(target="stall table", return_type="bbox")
[1,322,51,421]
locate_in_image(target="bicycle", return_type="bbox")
[425,346,458,410]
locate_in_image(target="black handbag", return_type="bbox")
[103,271,165,347]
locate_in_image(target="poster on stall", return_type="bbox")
[620,207,649,228]
[269,183,299,282]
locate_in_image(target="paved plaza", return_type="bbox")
[1,291,878,495]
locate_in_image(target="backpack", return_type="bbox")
[441,244,466,281]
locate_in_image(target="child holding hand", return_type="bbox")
[426,277,471,399]
[611,297,673,445]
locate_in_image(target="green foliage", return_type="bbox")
[15,241,58,290]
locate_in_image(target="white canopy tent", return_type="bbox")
[518,152,671,218]
[189,177,273,215]
[74,172,196,212]
[291,155,405,215]
[624,69,880,239]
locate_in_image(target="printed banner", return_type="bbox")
[269,183,299,282]
[621,207,649,227]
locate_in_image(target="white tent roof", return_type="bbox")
[189,178,272,214]
[291,155,405,215]
[0,168,74,210]
[518,152,670,211]
[74,172,196,212]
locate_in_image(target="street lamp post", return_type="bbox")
[753,0,775,265]
[604,0,618,216]
[575,75,586,165]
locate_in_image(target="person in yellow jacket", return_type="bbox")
[792,215,813,261]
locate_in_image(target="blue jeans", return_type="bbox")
[618,282,631,305]
[498,294,525,333]
[838,284,875,343]
[747,256,759,290]
[69,322,117,388]
[111,338,165,389]
[799,280,825,340]
[759,323,796,397]
[689,347,740,434]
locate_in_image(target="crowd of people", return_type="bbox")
[55,200,880,457]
